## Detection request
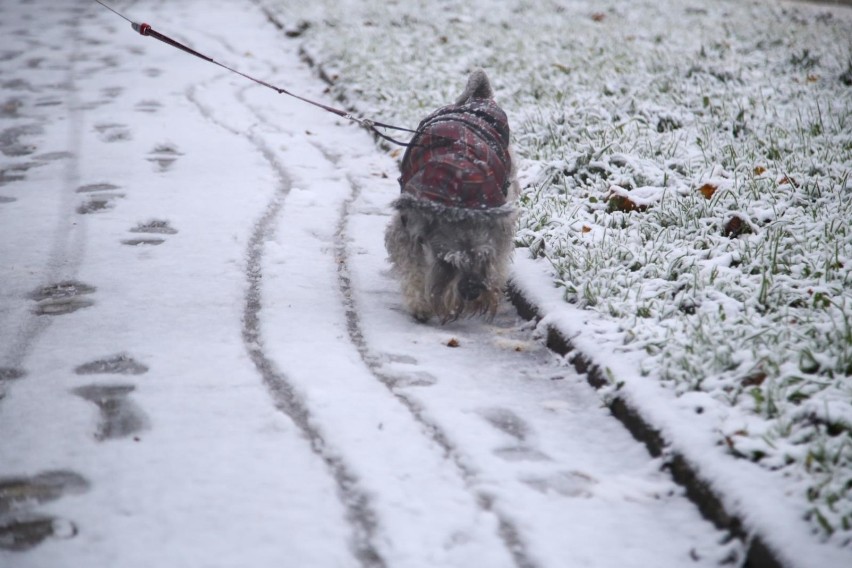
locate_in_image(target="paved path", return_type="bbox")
[1,1,733,566]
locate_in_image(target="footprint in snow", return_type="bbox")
[0,367,26,400]
[33,98,62,108]
[382,353,417,365]
[479,407,531,442]
[28,280,96,316]
[76,192,123,214]
[0,78,36,93]
[34,151,73,162]
[0,97,22,119]
[121,219,177,246]
[0,166,27,186]
[386,371,437,388]
[521,470,599,498]
[101,86,123,99]
[130,219,177,235]
[74,353,149,376]
[72,384,149,441]
[0,123,42,157]
[0,470,90,514]
[94,122,131,143]
[0,152,71,187]
[76,182,120,194]
[147,143,182,172]
[121,237,165,247]
[0,470,89,551]
[493,446,552,462]
[135,99,161,113]
[0,368,26,382]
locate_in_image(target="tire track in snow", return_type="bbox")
[329,161,538,568]
[1,3,89,371]
[186,78,386,568]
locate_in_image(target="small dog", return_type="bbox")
[385,69,519,323]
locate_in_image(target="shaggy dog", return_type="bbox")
[385,69,518,323]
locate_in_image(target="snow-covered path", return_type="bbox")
[1,1,731,566]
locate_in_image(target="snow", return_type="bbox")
[0,0,848,567]
[271,0,852,560]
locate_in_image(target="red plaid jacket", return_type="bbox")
[398,98,512,209]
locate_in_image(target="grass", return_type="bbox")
[272,0,852,543]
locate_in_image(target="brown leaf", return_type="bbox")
[446,338,460,348]
[581,225,592,233]
[741,371,767,387]
[722,214,751,238]
[607,194,645,213]
[591,12,606,22]
[697,183,717,199]
[753,166,766,176]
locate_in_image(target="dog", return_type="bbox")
[385,69,519,323]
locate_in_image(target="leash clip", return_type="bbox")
[131,22,152,36]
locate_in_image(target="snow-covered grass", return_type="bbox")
[270,0,852,543]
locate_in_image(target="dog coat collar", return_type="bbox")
[398,99,512,209]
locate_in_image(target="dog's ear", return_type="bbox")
[455,69,493,104]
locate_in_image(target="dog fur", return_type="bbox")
[385,69,519,323]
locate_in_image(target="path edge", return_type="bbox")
[507,281,786,568]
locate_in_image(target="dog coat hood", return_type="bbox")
[398,98,512,209]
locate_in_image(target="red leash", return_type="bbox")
[94,0,418,147]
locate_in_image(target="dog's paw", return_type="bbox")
[413,310,431,324]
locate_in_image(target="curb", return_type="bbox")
[507,282,785,568]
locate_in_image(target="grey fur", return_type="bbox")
[385,70,519,324]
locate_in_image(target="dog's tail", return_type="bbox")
[455,69,494,104]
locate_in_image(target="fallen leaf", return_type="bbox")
[753,166,766,176]
[697,183,717,199]
[741,371,767,387]
[778,175,798,187]
[591,12,606,22]
[723,214,752,238]
[581,225,592,233]
[446,338,460,348]
[607,194,645,213]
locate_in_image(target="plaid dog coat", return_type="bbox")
[398,98,512,209]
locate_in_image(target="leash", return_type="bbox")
[93,0,418,147]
